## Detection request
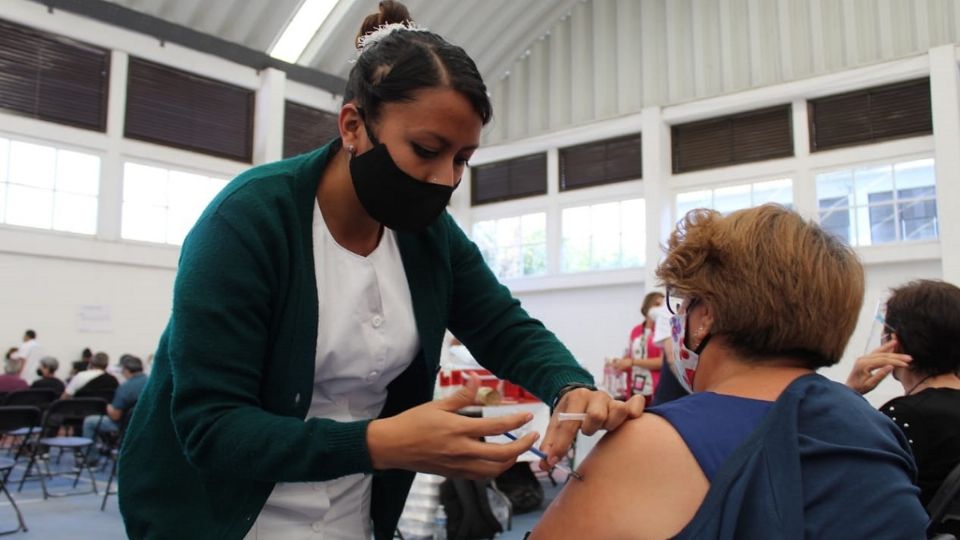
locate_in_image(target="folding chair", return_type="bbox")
[1,390,57,459]
[18,398,107,499]
[0,406,41,534]
[100,400,136,511]
[2,389,58,408]
[928,462,960,539]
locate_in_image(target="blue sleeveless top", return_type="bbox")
[647,392,773,481]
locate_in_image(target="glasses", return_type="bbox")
[880,323,897,344]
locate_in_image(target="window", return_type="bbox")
[0,19,110,131]
[676,178,793,217]
[560,134,642,191]
[561,199,645,273]
[125,58,254,162]
[672,106,793,173]
[471,213,547,278]
[283,101,339,158]
[121,162,229,245]
[0,137,99,234]
[471,154,547,205]
[816,158,937,246]
[809,79,932,152]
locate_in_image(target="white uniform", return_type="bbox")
[246,202,420,539]
[14,339,44,385]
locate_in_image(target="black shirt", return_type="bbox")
[880,387,960,506]
[30,376,65,396]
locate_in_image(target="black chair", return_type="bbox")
[0,406,41,534]
[1,390,57,459]
[100,400,136,511]
[18,398,107,499]
[2,389,58,408]
[928,462,960,539]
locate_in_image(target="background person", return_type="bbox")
[31,356,65,395]
[0,357,28,393]
[82,355,147,464]
[11,329,44,385]
[63,351,115,398]
[614,291,665,398]
[846,279,960,534]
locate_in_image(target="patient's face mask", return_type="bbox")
[669,296,712,394]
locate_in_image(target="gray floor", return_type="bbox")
[0,452,126,539]
[0,454,561,540]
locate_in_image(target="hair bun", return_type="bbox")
[356,1,413,49]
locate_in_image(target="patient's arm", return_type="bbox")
[529,414,709,539]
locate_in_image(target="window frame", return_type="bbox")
[119,159,230,247]
[812,153,939,248]
[0,132,103,237]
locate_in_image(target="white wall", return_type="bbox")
[515,282,648,378]
[0,252,174,369]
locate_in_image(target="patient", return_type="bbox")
[531,205,927,539]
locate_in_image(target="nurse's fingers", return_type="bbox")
[461,412,536,438]
[459,431,539,462]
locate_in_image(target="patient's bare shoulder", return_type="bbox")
[529,414,708,540]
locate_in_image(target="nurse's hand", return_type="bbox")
[366,377,539,480]
[538,389,645,472]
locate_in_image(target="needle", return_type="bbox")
[503,432,584,481]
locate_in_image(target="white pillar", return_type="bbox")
[641,106,671,290]
[928,45,960,282]
[791,98,816,220]
[98,50,128,242]
[253,68,286,165]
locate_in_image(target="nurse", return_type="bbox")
[118,2,643,539]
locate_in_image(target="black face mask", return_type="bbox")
[349,124,454,232]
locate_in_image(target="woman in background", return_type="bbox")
[614,292,665,399]
[847,279,960,535]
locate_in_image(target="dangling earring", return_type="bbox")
[346,144,356,157]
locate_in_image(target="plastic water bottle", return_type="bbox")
[433,504,447,540]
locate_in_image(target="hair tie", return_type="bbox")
[355,22,431,57]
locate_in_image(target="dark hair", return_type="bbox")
[82,348,92,359]
[24,330,35,339]
[344,1,492,127]
[886,280,960,377]
[120,354,144,374]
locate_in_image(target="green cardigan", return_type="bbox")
[118,140,593,540]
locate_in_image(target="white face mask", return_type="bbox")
[646,304,669,322]
[669,304,712,394]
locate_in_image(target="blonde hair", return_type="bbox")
[656,204,864,367]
